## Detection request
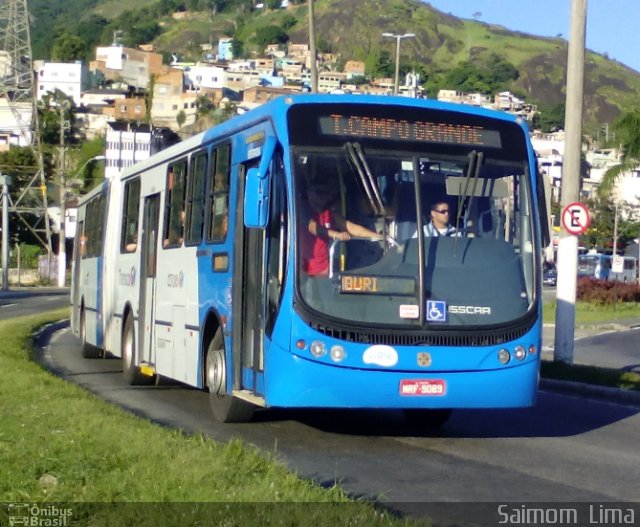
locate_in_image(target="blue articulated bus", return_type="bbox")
[71,94,550,425]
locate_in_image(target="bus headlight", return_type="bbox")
[330,345,346,362]
[310,340,326,358]
[497,349,511,365]
[514,345,527,361]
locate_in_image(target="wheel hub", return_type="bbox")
[207,349,226,395]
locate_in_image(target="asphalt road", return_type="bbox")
[35,326,640,526]
[0,288,69,319]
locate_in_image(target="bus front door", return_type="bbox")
[139,194,160,368]
[234,163,266,397]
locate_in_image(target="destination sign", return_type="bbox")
[340,274,416,295]
[319,114,502,148]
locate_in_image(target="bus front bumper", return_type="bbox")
[264,343,539,409]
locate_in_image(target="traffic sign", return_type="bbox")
[612,255,624,273]
[561,202,590,235]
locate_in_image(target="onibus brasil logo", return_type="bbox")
[7,503,73,526]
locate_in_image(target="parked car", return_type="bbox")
[543,261,557,286]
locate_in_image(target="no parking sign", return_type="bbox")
[561,202,590,235]
[612,254,624,273]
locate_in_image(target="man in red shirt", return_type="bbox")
[301,188,381,277]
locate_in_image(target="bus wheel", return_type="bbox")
[205,330,255,423]
[80,309,102,359]
[122,315,151,385]
[403,409,452,428]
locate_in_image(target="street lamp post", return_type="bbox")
[382,32,415,95]
[57,155,106,287]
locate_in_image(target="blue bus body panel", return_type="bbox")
[262,311,541,408]
[264,340,539,409]
[188,94,541,409]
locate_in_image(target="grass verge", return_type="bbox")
[541,362,640,391]
[543,300,640,325]
[0,310,421,527]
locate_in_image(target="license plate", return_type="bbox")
[399,379,447,396]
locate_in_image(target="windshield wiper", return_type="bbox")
[345,142,385,216]
[455,150,484,237]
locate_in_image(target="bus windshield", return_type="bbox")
[292,127,536,328]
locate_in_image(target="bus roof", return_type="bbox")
[116,93,529,181]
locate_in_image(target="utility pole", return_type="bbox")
[612,200,619,256]
[57,102,70,288]
[1,174,10,292]
[554,0,587,364]
[308,0,318,93]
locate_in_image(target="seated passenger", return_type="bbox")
[302,187,382,276]
[413,201,460,238]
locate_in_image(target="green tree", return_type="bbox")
[0,147,39,198]
[72,138,107,192]
[598,111,640,197]
[368,50,393,78]
[281,14,297,31]
[533,103,566,133]
[584,196,640,253]
[52,33,87,62]
[72,15,108,61]
[231,37,244,59]
[254,25,288,49]
[38,91,77,146]
[177,110,187,129]
[317,38,331,54]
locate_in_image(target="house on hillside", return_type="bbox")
[344,60,366,79]
[151,67,198,131]
[217,38,233,62]
[105,122,180,179]
[91,45,164,90]
[34,61,93,106]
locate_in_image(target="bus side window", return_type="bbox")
[121,178,141,252]
[77,221,87,258]
[163,161,187,248]
[186,151,207,244]
[83,195,104,258]
[206,143,231,242]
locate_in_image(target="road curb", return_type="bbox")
[31,319,70,352]
[540,378,640,407]
[30,323,640,410]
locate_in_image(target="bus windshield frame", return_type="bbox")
[288,102,538,330]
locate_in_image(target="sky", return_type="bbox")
[423,1,640,73]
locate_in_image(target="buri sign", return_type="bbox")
[561,202,591,236]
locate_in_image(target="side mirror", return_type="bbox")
[244,167,269,228]
[244,136,277,229]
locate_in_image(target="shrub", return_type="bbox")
[576,277,640,304]
[9,244,43,269]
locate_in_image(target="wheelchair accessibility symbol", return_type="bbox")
[426,300,447,322]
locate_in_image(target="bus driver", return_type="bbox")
[413,201,460,238]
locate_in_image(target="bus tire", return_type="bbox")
[80,309,102,359]
[403,408,452,428]
[122,314,152,385]
[205,330,255,423]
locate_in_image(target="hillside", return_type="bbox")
[27,0,640,129]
